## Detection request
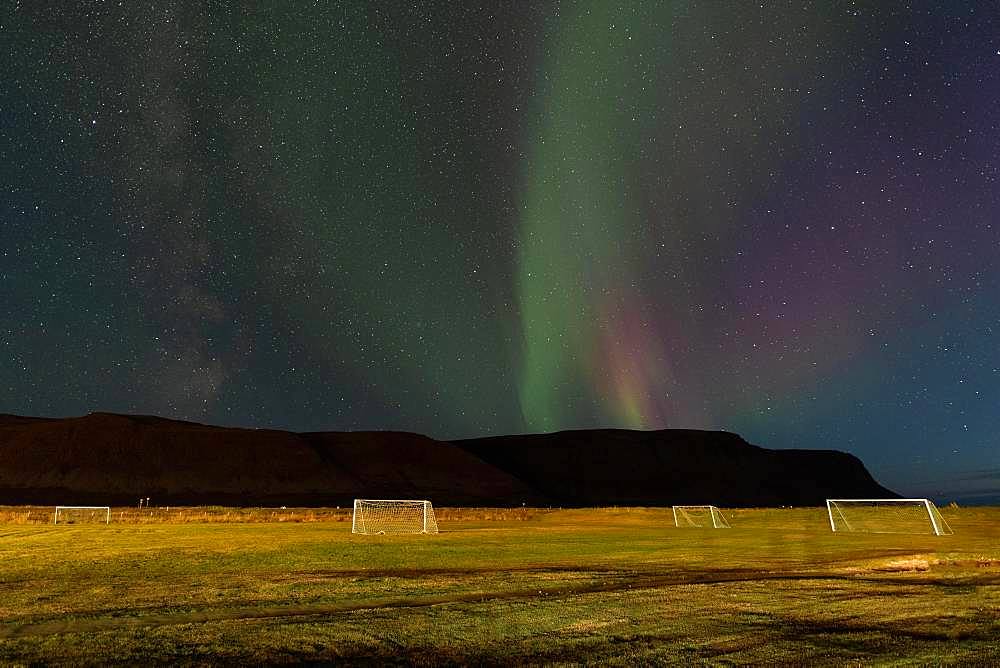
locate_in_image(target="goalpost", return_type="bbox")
[351,499,439,535]
[826,499,953,536]
[673,505,731,528]
[53,506,111,525]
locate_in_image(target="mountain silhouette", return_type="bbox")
[0,412,895,506]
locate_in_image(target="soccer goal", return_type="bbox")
[351,499,439,534]
[826,499,953,536]
[673,505,731,528]
[53,506,111,525]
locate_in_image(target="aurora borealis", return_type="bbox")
[3,3,999,501]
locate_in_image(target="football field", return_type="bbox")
[1,506,998,665]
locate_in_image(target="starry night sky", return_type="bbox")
[3,3,998,501]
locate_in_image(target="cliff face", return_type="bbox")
[454,429,897,507]
[0,413,895,506]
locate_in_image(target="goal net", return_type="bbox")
[673,505,731,528]
[826,499,953,536]
[53,506,111,525]
[351,499,439,534]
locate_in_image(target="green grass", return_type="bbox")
[1,506,998,665]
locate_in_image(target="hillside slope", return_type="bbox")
[0,413,533,506]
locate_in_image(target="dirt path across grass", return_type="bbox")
[4,566,993,640]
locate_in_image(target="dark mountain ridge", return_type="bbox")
[456,429,893,507]
[0,412,896,506]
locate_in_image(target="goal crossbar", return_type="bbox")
[53,506,111,525]
[826,498,953,536]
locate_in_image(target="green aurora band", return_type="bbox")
[515,3,845,434]
[517,4,666,431]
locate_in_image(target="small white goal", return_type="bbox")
[351,499,439,534]
[673,505,731,528]
[826,499,953,536]
[53,506,111,525]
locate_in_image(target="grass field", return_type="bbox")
[1,506,998,665]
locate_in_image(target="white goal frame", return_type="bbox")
[351,499,439,534]
[673,505,731,528]
[53,506,111,525]
[826,498,953,536]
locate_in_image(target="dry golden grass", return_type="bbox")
[0,505,997,665]
[0,505,547,524]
